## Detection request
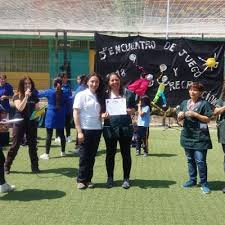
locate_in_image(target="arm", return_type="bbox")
[73,108,84,143]
[14,89,31,112]
[214,106,225,116]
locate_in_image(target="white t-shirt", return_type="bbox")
[73,89,102,130]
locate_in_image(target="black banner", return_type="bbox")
[95,33,225,107]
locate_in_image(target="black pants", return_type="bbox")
[0,149,5,185]
[104,136,132,180]
[222,144,225,172]
[56,113,72,138]
[46,128,66,154]
[5,122,39,171]
[77,129,102,183]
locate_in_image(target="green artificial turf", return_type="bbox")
[0,127,224,225]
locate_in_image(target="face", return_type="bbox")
[24,79,32,91]
[87,76,99,93]
[77,77,81,84]
[108,74,120,91]
[189,88,201,100]
[0,76,6,86]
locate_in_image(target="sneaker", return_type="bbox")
[201,185,211,194]
[66,136,72,143]
[107,177,113,188]
[122,179,130,189]
[222,187,225,193]
[55,137,61,144]
[60,152,66,157]
[182,180,196,188]
[39,153,49,160]
[136,150,141,156]
[87,182,95,188]
[144,152,148,157]
[0,183,16,193]
[77,182,86,190]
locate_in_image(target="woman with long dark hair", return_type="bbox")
[39,77,69,160]
[101,72,136,189]
[4,76,40,173]
[73,72,103,189]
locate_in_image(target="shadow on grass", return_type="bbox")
[95,179,176,189]
[96,149,106,156]
[0,189,66,201]
[208,181,225,191]
[149,153,177,157]
[37,144,60,148]
[10,167,78,178]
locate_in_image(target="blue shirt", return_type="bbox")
[0,83,13,112]
[61,83,73,114]
[137,106,150,127]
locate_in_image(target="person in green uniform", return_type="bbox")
[213,89,225,194]
[101,72,136,189]
[177,82,212,194]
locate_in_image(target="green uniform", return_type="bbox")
[216,98,225,144]
[179,98,213,150]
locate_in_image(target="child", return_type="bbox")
[136,95,151,157]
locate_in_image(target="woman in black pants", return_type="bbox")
[4,76,40,174]
[102,72,136,189]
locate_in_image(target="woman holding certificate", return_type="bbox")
[102,72,136,189]
[73,73,103,189]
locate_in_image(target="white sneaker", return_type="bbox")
[55,137,61,144]
[66,136,72,143]
[0,183,16,193]
[40,153,49,160]
[60,152,66,157]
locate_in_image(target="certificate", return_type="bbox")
[106,98,127,115]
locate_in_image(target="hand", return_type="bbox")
[0,95,7,100]
[177,111,185,120]
[25,89,31,98]
[185,111,197,118]
[101,112,109,119]
[77,131,84,144]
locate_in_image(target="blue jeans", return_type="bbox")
[184,149,208,186]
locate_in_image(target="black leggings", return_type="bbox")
[46,128,66,154]
[0,149,5,185]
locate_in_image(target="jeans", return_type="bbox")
[184,149,208,185]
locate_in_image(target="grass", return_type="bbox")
[0,127,224,225]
